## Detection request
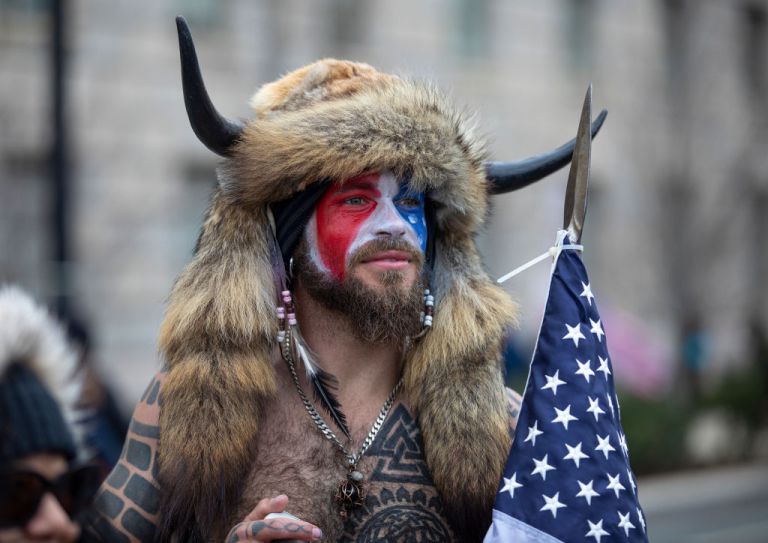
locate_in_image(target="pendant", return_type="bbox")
[335,469,366,519]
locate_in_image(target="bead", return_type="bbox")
[348,470,364,482]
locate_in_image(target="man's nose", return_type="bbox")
[374,201,408,238]
[24,493,81,543]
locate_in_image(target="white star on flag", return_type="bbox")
[585,519,609,542]
[618,511,636,536]
[531,454,556,481]
[606,473,626,498]
[597,356,611,379]
[499,473,523,499]
[552,404,578,430]
[541,370,566,395]
[595,434,616,459]
[589,318,604,342]
[524,420,544,447]
[563,442,589,468]
[575,479,600,506]
[575,358,595,383]
[580,281,595,306]
[586,396,606,421]
[540,492,567,519]
[562,322,586,347]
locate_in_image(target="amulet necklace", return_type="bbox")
[282,328,403,520]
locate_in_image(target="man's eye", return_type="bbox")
[396,198,421,209]
[345,196,368,205]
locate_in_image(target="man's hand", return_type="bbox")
[225,495,323,542]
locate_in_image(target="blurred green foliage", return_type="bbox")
[620,355,768,475]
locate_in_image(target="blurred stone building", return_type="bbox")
[1,0,767,406]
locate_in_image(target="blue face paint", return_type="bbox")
[394,183,428,254]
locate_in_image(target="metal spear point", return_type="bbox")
[563,85,596,244]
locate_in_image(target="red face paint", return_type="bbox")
[314,173,382,280]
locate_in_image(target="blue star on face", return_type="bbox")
[393,183,428,253]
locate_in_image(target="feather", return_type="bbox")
[293,330,351,440]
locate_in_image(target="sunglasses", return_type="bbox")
[0,465,101,528]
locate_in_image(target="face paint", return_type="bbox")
[393,183,428,253]
[308,171,427,280]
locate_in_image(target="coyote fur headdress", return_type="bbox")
[157,17,605,541]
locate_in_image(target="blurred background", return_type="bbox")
[1,0,767,540]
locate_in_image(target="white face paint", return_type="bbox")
[305,171,426,280]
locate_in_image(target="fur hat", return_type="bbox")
[0,286,83,464]
[158,18,599,542]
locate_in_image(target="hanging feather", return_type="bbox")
[293,327,352,440]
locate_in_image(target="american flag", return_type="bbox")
[485,231,648,542]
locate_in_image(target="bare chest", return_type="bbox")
[238,398,455,542]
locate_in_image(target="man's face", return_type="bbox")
[306,171,427,290]
[295,171,427,343]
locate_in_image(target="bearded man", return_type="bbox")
[86,18,604,543]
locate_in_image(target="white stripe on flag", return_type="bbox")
[484,509,566,543]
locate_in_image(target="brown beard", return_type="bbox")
[294,238,425,344]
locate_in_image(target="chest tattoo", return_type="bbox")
[339,405,454,542]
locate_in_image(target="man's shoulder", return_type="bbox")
[504,387,523,437]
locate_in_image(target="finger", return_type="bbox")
[231,518,323,542]
[244,495,289,521]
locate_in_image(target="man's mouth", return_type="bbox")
[360,250,413,269]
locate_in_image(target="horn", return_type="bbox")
[486,109,607,195]
[176,16,244,157]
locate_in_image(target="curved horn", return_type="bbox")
[176,16,244,157]
[486,109,607,195]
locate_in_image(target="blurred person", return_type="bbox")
[87,19,594,542]
[0,286,100,542]
[62,316,129,476]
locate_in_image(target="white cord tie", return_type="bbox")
[496,239,583,285]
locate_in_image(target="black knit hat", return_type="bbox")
[0,361,77,463]
[0,286,82,466]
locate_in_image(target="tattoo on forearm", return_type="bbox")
[91,374,165,543]
[130,419,160,439]
[141,375,160,406]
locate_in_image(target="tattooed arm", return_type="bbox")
[84,372,165,543]
[83,372,321,543]
[505,387,523,439]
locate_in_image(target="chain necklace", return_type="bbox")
[281,328,403,519]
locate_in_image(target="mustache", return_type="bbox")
[348,238,424,268]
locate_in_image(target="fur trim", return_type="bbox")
[160,59,516,541]
[0,285,85,456]
[157,197,278,540]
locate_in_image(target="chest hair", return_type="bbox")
[237,386,455,541]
